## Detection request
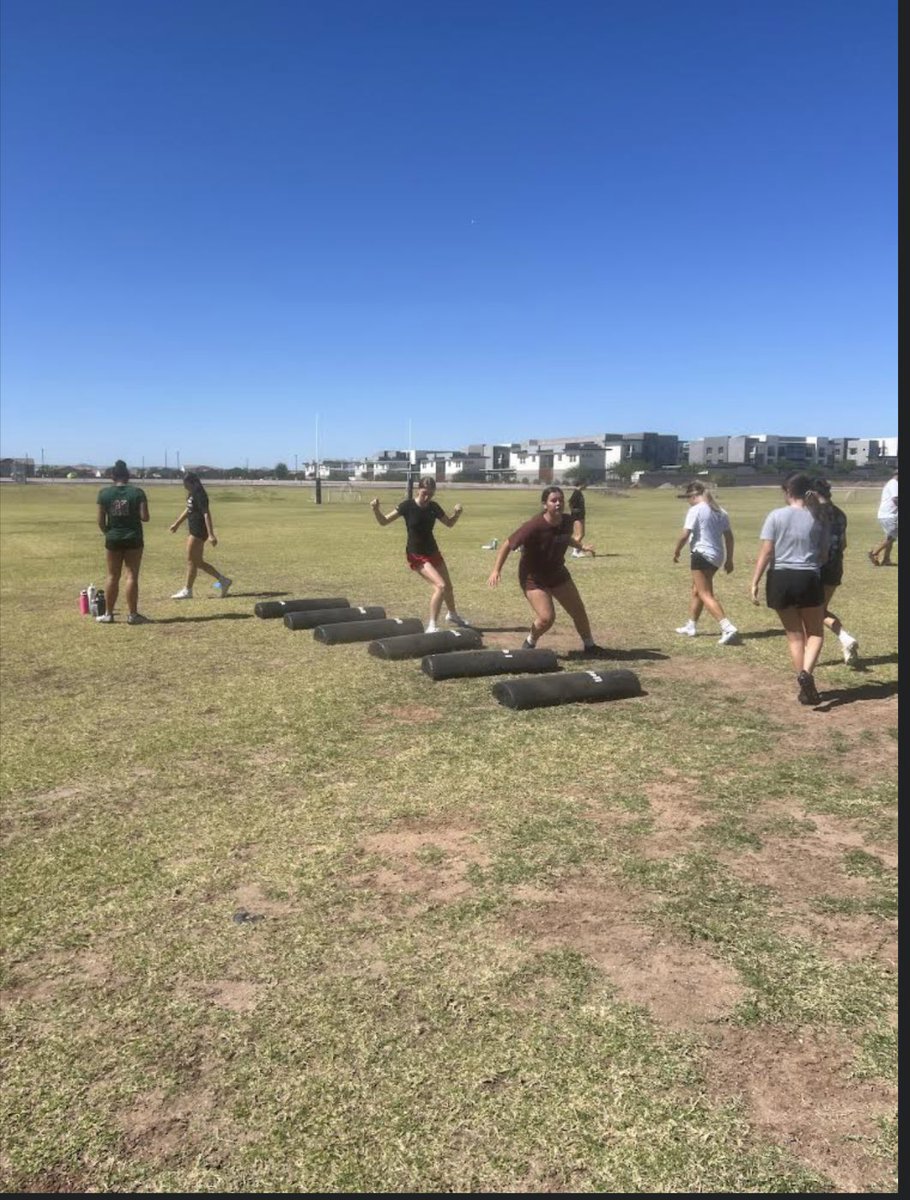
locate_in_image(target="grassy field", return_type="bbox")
[0,482,897,1193]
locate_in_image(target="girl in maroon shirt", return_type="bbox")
[488,486,605,655]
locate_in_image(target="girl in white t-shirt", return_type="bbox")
[672,482,738,644]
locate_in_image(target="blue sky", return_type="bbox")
[0,0,897,467]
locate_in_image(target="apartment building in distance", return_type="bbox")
[688,434,897,470]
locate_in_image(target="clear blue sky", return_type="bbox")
[0,0,897,468]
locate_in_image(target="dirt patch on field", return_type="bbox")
[1,946,118,1005]
[117,1078,218,1160]
[703,1025,896,1192]
[230,881,297,921]
[352,823,490,908]
[504,879,744,1029]
[653,656,898,769]
[191,978,262,1013]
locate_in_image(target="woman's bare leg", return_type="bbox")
[692,568,726,622]
[122,547,143,615]
[104,550,124,614]
[777,607,807,673]
[416,561,447,624]
[522,586,556,642]
[550,577,593,643]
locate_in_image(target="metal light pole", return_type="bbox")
[294,453,298,482]
[314,413,322,504]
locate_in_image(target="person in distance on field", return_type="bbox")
[370,476,469,633]
[487,485,605,656]
[750,472,828,707]
[672,480,739,644]
[169,472,233,599]
[567,479,592,558]
[869,468,898,566]
[95,459,150,624]
[812,477,859,666]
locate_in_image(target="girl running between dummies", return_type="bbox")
[370,477,469,633]
[488,486,605,656]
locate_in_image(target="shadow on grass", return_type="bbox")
[473,625,529,634]
[815,680,900,710]
[231,590,291,599]
[151,613,255,624]
[738,628,787,640]
[819,653,899,671]
[563,647,669,663]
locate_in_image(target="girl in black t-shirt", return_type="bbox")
[370,476,469,632]
[169,473,233,599]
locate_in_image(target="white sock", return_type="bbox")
[525,634,537,648]
[719,618,735,633]
[837,629,855,645]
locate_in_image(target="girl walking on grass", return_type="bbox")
[169,473,232,599]
[370,476,469,633]
[750,472,828,707]
[813,477,859,666]
[672,480,738,644]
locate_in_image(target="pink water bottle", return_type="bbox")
[79,589,90,615]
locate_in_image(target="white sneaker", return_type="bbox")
[675,624,697,636]
[571,549,584,558]
[217,576,233,597]
[425,622,439,634]
[95,612,113,623]
[171,587,193,599]
[842,638,859,665]
[445,611,470,627]
[718,626,739,645]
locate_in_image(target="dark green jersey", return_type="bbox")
[97,483,147,547]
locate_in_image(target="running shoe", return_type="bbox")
[425,622,439,634]
[445,611,471,627]
[842,638,859,666]
[675,624,697,636]
[718,626,739,645]
[171,587,193,599]
[217,576,233,597]
[797,670,821,706]
[95,613,113,623]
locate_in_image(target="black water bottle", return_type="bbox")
[95,588,106,617]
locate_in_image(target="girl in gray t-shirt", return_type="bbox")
[750,473,827,707]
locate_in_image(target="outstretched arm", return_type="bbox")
[437,503,463,529]
[370,498,400,527]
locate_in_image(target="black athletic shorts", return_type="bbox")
[820,558,844,587]
[105,537,143,552]
[766,568,823,610]
[690,552,719,575]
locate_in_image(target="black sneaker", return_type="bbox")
[797,670,821,706]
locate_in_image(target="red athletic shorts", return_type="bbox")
[407,552,445,572]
